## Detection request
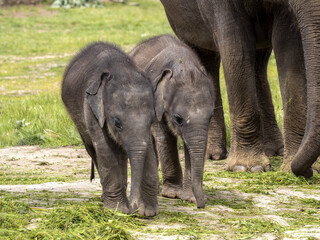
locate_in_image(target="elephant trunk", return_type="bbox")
[126,141,148,212]
[289,0,320,177]
[184,129,208,208]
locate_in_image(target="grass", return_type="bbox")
[1,171,320,239]
[0,168,77,184]
[0,94,81,147]
[0,0,282,148]
[0,1,171,56]
[0,0,173,147]
[0,196,143,240]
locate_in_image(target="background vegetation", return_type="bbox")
[0,0,283,148]
[1,1,319,240]
[0,0,174,147]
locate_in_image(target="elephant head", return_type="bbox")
[146,47,215,207]
[86,65,156,212]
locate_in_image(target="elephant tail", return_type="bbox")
[90,160,95,181]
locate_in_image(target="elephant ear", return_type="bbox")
[86,71,111,128]
[199,65,208,77]
[145,52,174,121]
[152,69,173,122]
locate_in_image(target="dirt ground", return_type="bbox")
[1,146,320,239]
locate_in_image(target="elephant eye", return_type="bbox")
[173,114,183,126]
[113,117,123,130]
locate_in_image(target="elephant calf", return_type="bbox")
[61,42,159,216]
[130,35,216,208]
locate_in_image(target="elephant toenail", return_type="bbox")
[265,164,272,172]
[277,147,284,156]
[250,166,264,173]
[265,150,275,157]
[233,165,246,172]
[212,154,221,160]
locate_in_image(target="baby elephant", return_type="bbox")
[130,35,215,208]
[61,42,159,216]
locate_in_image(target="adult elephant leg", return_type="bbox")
[272,9,308,172]
[288,0,320,177]
[214,4,269,172]
[151,122,183,198]
[255,48,284,157]
[193,47,227,160]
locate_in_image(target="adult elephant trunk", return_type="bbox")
[184,128,208,208]
[126,140,148,212]
[288,0,320,177]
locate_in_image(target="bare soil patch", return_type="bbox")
[0,146,91,178]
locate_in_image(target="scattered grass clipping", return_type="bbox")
[0,200,144,239]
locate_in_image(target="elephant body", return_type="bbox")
[130,35,218,208]
[61,42,159,216]
[160,0,320,177]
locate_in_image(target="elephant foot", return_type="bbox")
[206,145,228,160]
[102,196,130,214]
[280,155,293,172]
[264,141,284,157]
[180,188,196,203]
[226,152,271,173]
[136,202,159,217]
[130,196,158,217]
[312,159,320,174]
[161,184,182,199]
[179,187,211,206]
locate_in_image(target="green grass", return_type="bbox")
[0,0,173,147]
[0,196,143,240]
[0,0,282,148]
[0,168,77,184]
[0,93,81,147]
[0,1,171,56]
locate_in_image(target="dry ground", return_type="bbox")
[1,146,320,239]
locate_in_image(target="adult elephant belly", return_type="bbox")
[162,0,273,51]
[161,0,217,51]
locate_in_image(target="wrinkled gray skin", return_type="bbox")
[130,35,217,208]
[61,42,159,216]
[160,0,320,177]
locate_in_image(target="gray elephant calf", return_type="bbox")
[61,42,159,216]
[130,35,215,208]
